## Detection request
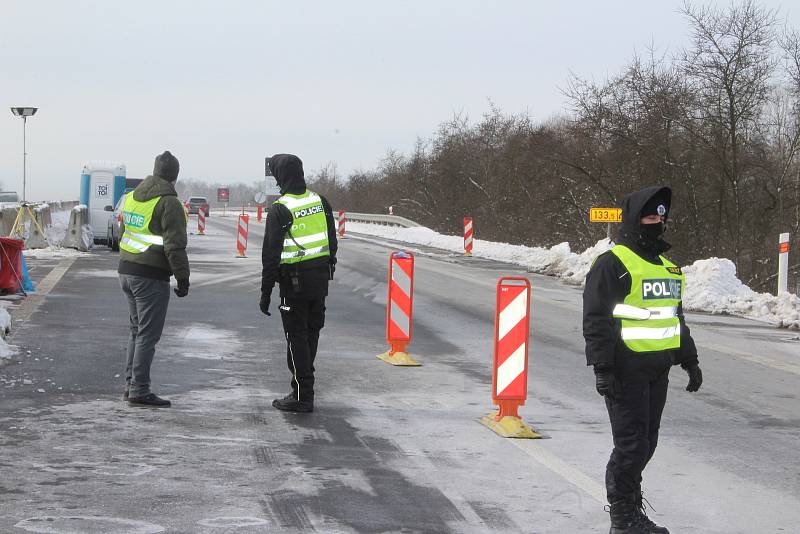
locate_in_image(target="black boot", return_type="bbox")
[608,496,647,534]
[272,393,313,413]
[635,492,669,534]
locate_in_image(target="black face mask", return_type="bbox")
[639,222,665,241]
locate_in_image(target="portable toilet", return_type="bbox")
[81,161,126,245]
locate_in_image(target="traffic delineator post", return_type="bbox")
[197,208,206,235]
[338,210,346,238]
[464,217,473,256]
[236,213,249,258]
[479,276,541,439]
[377,251,421,366]
[257,205,263,223]
[778,232,790,295]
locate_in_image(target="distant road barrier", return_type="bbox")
[341,212,423,228]
[337,210,346,238]
[236,214,249,258]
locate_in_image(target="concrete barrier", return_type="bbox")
[24,206,49,249]
[0,207,17,237]
[37,204,52,228]
[61,205,92,251]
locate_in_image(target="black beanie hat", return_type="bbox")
[153,151,180,181]
[641,189,670,218]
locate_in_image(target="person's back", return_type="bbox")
[117,151,190,408]
[260,154,338,412]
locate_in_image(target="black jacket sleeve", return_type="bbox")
[582,252,630,368]
[676,304,699,368]
[261,203,290,294]
[320,195,338,264]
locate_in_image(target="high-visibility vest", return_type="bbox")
[610,244,685,352]
[274,190,330,265]
[120,195,164,254]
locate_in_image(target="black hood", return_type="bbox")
[269,154,306,195]
[617,185,672,258]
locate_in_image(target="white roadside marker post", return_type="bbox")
[778,232,790,296]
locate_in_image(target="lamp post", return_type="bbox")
[10,107,38,202]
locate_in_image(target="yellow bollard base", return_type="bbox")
[479,412,543,439]
[376,350,421,367]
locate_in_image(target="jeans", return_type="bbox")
[119,274,170,397]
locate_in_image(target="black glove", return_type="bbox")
[594,367,616,401]
[174,278,189,298]
[259,292,271,316]
[684,363,703,392]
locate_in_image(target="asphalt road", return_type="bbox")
[0,214,798,533]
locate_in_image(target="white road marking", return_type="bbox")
[12,256,77,322]
[509,440,606,505]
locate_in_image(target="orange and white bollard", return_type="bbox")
[464,217,474,256]
[257,205,263,223]
[338,210,346,238]
[197,208,206,236]
[236,214,249,258]
[377,251,420,366]
[479,276,541,438]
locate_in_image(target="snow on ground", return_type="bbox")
[0,306,15,359]
[348,222,800,329]
[23,247,90,259]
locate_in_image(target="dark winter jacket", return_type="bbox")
[582,186,698,379]
[261,154,338,299]
[118,174,190,281]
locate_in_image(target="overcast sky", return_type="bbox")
[2,1,799,201]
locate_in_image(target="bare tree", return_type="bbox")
[679,0,778,266]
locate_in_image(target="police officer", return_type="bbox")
[260,154,337,413]
[583,186,703,534]
[118,150,190,408]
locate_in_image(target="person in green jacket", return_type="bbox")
[118,151,190,407]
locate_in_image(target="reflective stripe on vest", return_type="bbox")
[610,244,684,352]
[275,190,330,265]
[120,195,164,254]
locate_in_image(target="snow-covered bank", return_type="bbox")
[348,222,800,329]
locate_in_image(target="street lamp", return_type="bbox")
[10,107,38,202]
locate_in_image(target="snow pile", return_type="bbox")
[683,258,800,329]
[349,222,800,329]
[347,222,613,285]
[0,306,16,359]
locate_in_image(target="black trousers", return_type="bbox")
[604,371,669,503]
[279,296,326,403]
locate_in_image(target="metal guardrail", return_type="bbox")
[207,208,424,228]
[344,212,423,228]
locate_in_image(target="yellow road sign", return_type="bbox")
[590,208,622,223]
